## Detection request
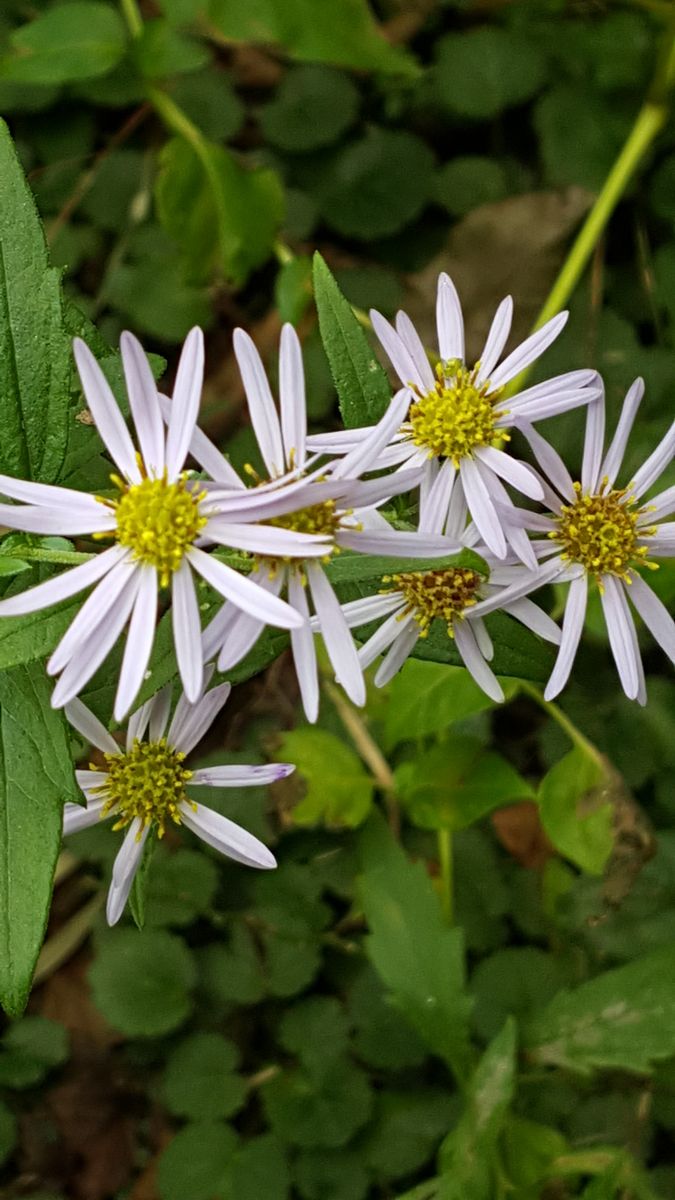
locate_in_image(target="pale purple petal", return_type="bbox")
[502,596,562,644]
[76,769,110,792]
[107,819,149,925]
[126,696,154,750]
[168,681,232,755]
[506,388,600,424]
[370,309,424,390]
[646,485,675,522]
[65,696,120,756]
[333,389,411,481]
[157,393,244,489]
[581,392,606,493]
[337,529,458,556]
[340,593,406,629]
[73,338,141,483]
[280,323,307,470]
[374,618,420,686]
[172,561,203,704]
[631,418,675,498]
[476,446,544,501]
[476,296,513,383]
[489,312,568,389]
[48,555,139,676]
[206,521,332,559]
[307,562,365,706]
[420,460,456,534]
[188,547,303,629]
[0,543,127,621]
[114,566,158,721]
[627,573,675,663]
[340,468,423,512]
[599,377,644,486]
[233,328,284,476]
[600,575,640,700]
[395,311,435,392]
[166,327,204,480]
[0,502,116,536]
[180,801,276,869]
[459,458,507,558]
[191,763,294,786]
[120,331,165,476]
[454,619,503,701]
[0,475,106,509]
[288,568,320,723]
[436,273,464,363]
[306,428,368,454]
[51,571,141,708]
[358,609,409,670]
[516,422,575,503]
[472,556,565,618]
[63,797,108,835]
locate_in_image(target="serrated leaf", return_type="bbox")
[313,252,391,428]
[1,3,126,85]
[279,728,374,829]
[358,814,472,1076]
[0,662,80,1016]
[0,120,73,483]
[525,946,675,1075]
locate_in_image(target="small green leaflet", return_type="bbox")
[525,945,675,1074]
[0,3,126,85]
[313,253,391,428]
[358,813,472,1078]
[538,746,613,875]
[278,728,375,828]
[395,735,532,831]
[0,662,80,1017]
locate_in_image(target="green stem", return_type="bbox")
[3,547,94,566]
[119,0,143,39]
[437,827,453,923]
[519,680,605,771]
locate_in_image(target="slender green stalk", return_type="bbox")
[3,547,94,566]
[519,680,605,771]
[119,0,143,39]
[437,827,453,923]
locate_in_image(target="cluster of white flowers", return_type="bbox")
[2,273,673,920]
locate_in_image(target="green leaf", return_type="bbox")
[0,1016,68,1087]
[0,662,80,1016]
[157,1122,238,1200]
[144,847,218,927]
[261,66,359,152]
[435,157,509,217]
[395,735,532,832]
[89,929,196,1037]
[133,18,209,79]
[470,948,569,1042]
[534,85,631,191]
[262,1059,373,1148]
[362,1089,458,1181]
[0,589,80,673]
[501,1116,568,1192]
[383,660,505,748]
[348,964,427,1070]
[155,135,283,287]
[326,548,487,589]
[221,1135,291,1200]
[358,814,472,1075]
[538,747,613,875]
[315,129,435,239]
[206,0,417,75]
[408,610,555,683]
[435,28,547,119]
[0,1099,16,1167]
[275,256,313,326]
[278,997,350,1077]
[197,924,266,1007]
[1,3,126,85]
[525,946,675,1075]
[0,120,73,482]
[162,1032,246,1121]
[295,1148,369,1200]
[170,67,244,140]
[279,728,375,829]
[313,252,391,428]
[437,1020,517,1200]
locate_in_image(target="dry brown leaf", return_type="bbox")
[492,800,554,869]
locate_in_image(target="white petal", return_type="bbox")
[459,458,507,558]
[581,392,606,493]
[157,393,244,488]
[476,447,544,501]
[333,388,411,481]
[180,801,276,869]
[502,597,562,644]
[217,609,266,671]
[107,820,149,926]
[120,331,165,476]
[149,684,173,741]
[374,619,421,686]
[646,484,675,522]
[63,797,108,835]
[51,570,141,708]
[627,573,675,664]
[0,474,106,509]
[172,561,203,704]
[126,696,154,750]
[337,529,458,556]
[436,273,464,363]
[489,312,568,389]
[469,615,493,660]
[114,566,158,722]
[188,546,303,629]
[65,696,120,756]
[288,568,320,723]
[454,619,503,701]
[395,311,435,391]
[73,338,141,483]
[358,608,409,669]
[307,563,365,706]
[191,763,294,786]
[507,388,600,424]
[477,296,513,383]
[48,555,138,676]
[631,418,675,498]
[280,324,306,471]
[599,377,644,486]
[516,422,575,502]
[420,460,456,534]
[206,521,332,558]
[168,681,231,755]
[0,502,116,536]
[339,593,405,629]
[166,327,204,480]
[233,328,284,477]
[600,575,640,700]
[370,309,424,390]
[340,468,423,511]
[472,556,565,618]
[76,769,110,792]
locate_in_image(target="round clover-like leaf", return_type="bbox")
[435,156,509,216]
[262,1060,373,1147]
[157,1122,238,1200]
[261,66,359,152]
[162,1032,247,1121]
[89,929,195,1037]
[435,27,547,119]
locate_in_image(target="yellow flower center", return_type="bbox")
[386,567,482,636]
[97,738,193,837]
[552,483,657,581]
[267,499,342,539]
[111,474,207,587]
[408,361,509,465]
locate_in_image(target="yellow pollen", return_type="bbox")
[108,474,207,587]
[408,360,509,465]
[95,738,193,838]
[386,567,482,637]
[267,499,342,539]
[552,482,658,582]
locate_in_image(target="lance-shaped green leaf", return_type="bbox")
[437,1020,517,1200]
[525,946,675,1074]
[313,253,391,428]
[0,662,80,1016]
[358,813,472,1078]
[0,120,72,483]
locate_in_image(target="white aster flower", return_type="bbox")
[472,379,675,703]
[63,680,288,926]
[307,274,600,562]
[332,460,561,701]
[0,329,318,720]
[194,325,460,722]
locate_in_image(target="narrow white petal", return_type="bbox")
[120,331,165,476]
[420,460,456,534]
[188,547,303,629]
[339,593,404,629]
[599,377,644,486]
[509,369,599,403]
[374,619,420,686]
[114,567,158,722]
[280,324,306,470]
[627,573,675,664]
[288,568,319,723]
[395,311,435,391]
[333,389,411,481]
[0,475,106,510]
[472,557,565,618]
[63,797,108,835]
[507,388,600,424]
[307,563,365,706]
[180,801,276,868]
[544,575,587,703]
[476,447,544,501]
[168,681,231,756]
[191,763,294,786]
[201,601,232,662]
[358,608,408,669]
[217,609,265,671]
[126,696,154,750]
[0,502,116,536]
[48,555,138,676]
[454,619,503,701]
[0,544,128,619]
[646,484,675,522]
[600,575,640,700]
[337,529,458,557]
[51,571,141,708]
[73,338,141,483]
[446,472,469,542]
[489,312,568,389]
[107,820,149,926]
[207,521,332,558]
[502,597,562,644]
[459,458,507,558]
[631,418,675,498]
[65,696,120,756]
[172,561,203,704]
[504,521,539,570]
[305,428,367,454]
[149,684,173,741]
[516,422,575,502]
[436,273,464,363]
[581,392,606,493]
[76,769,109,791]
[476,296,513,383]
[469,615,493,660]
[340,468,423,512]
[233,328,284,476]
[166,327,204,480]
[157,393,244,488]
[370,309,423,390]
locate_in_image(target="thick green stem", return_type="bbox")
[437,827,453,923]
[519,680,606,772]
[119,0,143,39]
